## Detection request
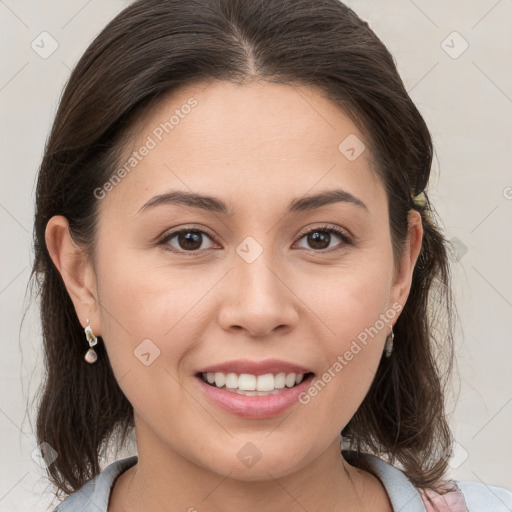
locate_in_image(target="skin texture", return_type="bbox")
[46,80,423,511]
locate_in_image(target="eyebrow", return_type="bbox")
[137,188,368,216]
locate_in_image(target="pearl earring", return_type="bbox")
[84,318,98,363]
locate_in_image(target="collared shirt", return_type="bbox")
[53,452,512,511]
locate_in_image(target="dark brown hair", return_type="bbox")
[31,0,456,501]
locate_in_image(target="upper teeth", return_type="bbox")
[203,372,305,391]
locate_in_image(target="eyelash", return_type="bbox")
[158,224,353,256]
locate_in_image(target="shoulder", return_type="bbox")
[52,456,138,512]
[344,450,512,512]
[456,480,512,511]
[419,479,512,512]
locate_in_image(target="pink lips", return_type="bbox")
[194,358,314,419]
[196,358,312,376]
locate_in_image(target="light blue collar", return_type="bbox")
[55,451,426,511]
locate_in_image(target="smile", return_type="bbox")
[195,371,315,418]
[200,371,311,396]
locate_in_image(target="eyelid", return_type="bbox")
[296,223,353,243]
[157,224,221,247]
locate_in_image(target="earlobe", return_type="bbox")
[45,215,100,330]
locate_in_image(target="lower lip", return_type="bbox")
[194,374,314,419]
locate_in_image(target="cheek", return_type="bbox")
[293,257,394,422]
[297,254,393,345]
[94,255,201,432]
[95,236,214,340]
[94,241,213,390]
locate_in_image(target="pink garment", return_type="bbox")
[419,481,468,512]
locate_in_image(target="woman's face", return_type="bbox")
[56,80,422,480]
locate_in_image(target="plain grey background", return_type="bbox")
[1,1,511,510]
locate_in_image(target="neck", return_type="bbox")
[109,427,392,512]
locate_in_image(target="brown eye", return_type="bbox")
[175,230,204,251]
[160,228,218,254]
[295,226,352,252]
[307,230,332,250]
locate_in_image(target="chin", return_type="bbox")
[195,443,309,482]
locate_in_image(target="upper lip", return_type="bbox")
[196,358,313,376]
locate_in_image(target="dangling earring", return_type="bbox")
[84,318,98,364]
[384,324,394,358]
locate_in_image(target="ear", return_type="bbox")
[45,215,101,333]
[389,209,423,311]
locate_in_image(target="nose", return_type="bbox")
[217,248,299,338]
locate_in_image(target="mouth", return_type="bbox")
[197,371,315,397]
[194,359,316,418]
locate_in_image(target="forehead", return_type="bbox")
[99,80,384,218]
